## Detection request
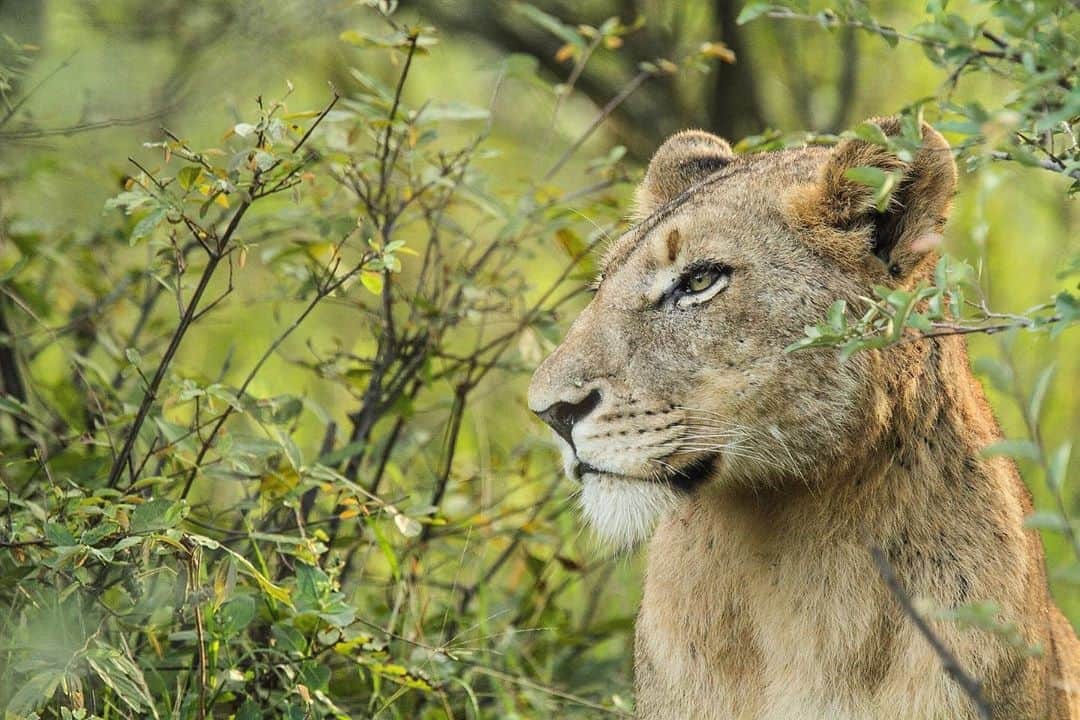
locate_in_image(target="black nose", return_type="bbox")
[535,389,602,449]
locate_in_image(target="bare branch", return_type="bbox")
[870,547,993,720]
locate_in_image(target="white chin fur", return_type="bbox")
[579,475,680,551]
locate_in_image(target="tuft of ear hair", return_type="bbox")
[791,116,957,278]
[633,129,735,221]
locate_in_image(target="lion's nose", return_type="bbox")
[535,389,602,449]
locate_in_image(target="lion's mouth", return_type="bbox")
[574,454,717,492]
[668,454,718,492]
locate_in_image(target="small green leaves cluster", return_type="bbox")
[106,87,327,249]
[787,256,987,359]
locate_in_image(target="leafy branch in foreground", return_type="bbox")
[786,254,1074,359]
[740,0,1080,188]
[871,547,993,720]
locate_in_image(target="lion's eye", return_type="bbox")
[672,263,730,308]
[685,269,718,293]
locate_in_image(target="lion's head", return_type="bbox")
[527,117,958,548]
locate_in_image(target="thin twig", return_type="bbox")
[106,240,230,489]
[179,253,371,500]
[189,547,208,720]
[107,89,340,490]
[376,34,419,206]
[0,51,77,129]
[543,68,653,182]
[990,151,1080,179]
[870,547,992,720]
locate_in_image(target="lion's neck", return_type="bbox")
[636,338,1036,719]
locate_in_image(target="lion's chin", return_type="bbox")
[578,474,682,551]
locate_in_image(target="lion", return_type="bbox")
[527,117,1079,719]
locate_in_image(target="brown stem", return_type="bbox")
[106,242,232,489]
[179,255,370,500]
[870,547,992,720]
[0,299,31,441]
[186,545,209,720]
[543,69,653,182]
[376,34,419,208]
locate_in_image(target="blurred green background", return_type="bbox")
[0,1,1076,717]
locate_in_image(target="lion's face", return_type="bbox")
[528,120,957,548]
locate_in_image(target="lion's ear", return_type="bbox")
[633,130,735,220]
[793,117,957,276]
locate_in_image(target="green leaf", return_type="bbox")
[361,270,384,295]
[513,2,583,47]
[274,427,303,471]
[1023,511,1072,533]
[80,521,120,546]
[272,622,308,654]
[130,206,166,245]
[368,516,400,581]
[216,543,292,606]
[1028,365,1054,422]
[216,595,257,636]
[237,701,262,720]
[294,561,327,610]
[104,190,152,214]
[206,384,245,412]
[86,653,154,714]
[972,356,1013,393]
[1047,442,1072,492]
[981,439,1041,462]
[844,165,887,187]
[6,670,63,713]
[1052,292,1079,338]
[418,101,491,123]
[45,521,76,546]
[844,166,902,212]
[245,393,304,426]
[177,165,203,191]
[852,121,890,147]
[298,661,331,692]
[875,23,899,48]
[826,300,847,331]
[130,498,188,533]
[736,2,776,25]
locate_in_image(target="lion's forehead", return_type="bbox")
[602,147,828,277]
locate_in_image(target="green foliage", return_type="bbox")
[0,3,727,717]
[742,0,1080,188]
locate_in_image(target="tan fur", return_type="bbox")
[528,117,1079,719]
